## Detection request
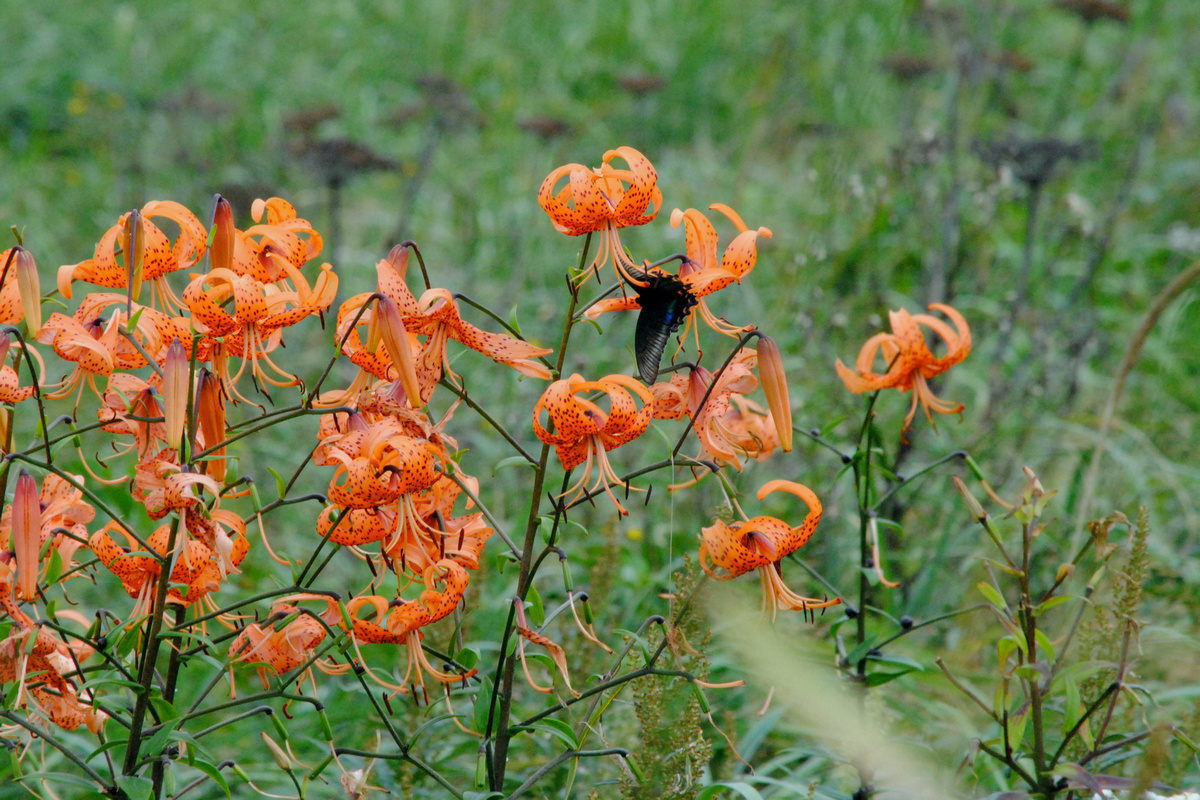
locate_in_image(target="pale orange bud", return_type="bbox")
[0,407,10,453]
[384,244,410,278]
[196,369,227,481]
[209,196,235,273]
[12,469,40,601]
[121,209,146,305]
[377,296,422,407]
[14,247,42,336]
[162,338,189,450]
[756,336,793,452]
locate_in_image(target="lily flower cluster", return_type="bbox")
[0,196,336,734]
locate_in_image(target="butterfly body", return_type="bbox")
[630,268,697,383]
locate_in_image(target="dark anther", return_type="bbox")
[644,484,653,506]
[624,479,631,500]
[900,615,914,630]
[383,693,394,715]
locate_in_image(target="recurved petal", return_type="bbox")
[606,147,659,225]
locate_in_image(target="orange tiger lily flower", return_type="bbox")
[835,303,971,437]
[539,146,662,288]
[379,473,493,578]
[132,448,222,520]
[343,560,476,693]
[408,288,552,402]
[533,373,652,516]
[699,480,841,620]
[57,201,207,313]
[183,256,338,404]
[228,595,347,697]
[584,203,772,342]
[0,601,105,733]
[89,521,249,618]
[237,197,324,281]
[650,349,775,471]
[36,293,187,403]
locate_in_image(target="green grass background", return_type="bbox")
[3,0,1199,797]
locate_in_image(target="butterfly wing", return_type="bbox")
[632,271,697,383]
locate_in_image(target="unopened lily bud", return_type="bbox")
[952,476,987,522]
[162,338,189,450]
[209,195,235,273]
[0,407,10,453]
[13,247,42,336]
[121,209,146,305]
[756,336,793,451]
[260,732,292,772]
[196,369,227,481]
[12,469,40,601]
[376,295,422,407]
[384,244,410,277]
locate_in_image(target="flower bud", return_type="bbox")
[756,336,793,451]
[376,296,422,407]
[196,369,227,481]
[384,244,410,278]
[121,209,146,305]
[209,195,235,273]
[1055,563,1074,583]
[13,247,42,336]
[12,469,41,601]
[260,732,292,772]
[952,476,987,522]
[162,338,189,451]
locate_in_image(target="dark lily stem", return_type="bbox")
[151,603,191,795]
[850,387,886,799]
[123,515,184,775]
[2,326,53,465]
[489,232,590,790]
[1015,512,1052,793]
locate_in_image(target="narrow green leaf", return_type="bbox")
[492,456,534,476]
[976,581,1007,609]
[526,586,545,627]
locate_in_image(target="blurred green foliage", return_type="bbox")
[3,0,1200,796]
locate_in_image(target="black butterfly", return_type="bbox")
[628,267,698,383]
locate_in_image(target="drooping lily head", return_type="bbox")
[699,480,841,619]
[533,373,652,515]
[835,303,971,438]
